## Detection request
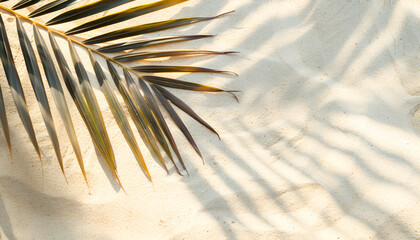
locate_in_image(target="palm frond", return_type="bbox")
[0,0,237,186]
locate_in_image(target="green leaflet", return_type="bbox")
[113,50,237,62]
[88,51,151,180]
[138,77,188,172]
[84,11,234,44]
[67,40,121,185]
[12,0,40,10]
[151,84,202,159]
[97,35,214,53]
[29,0,78,18]
[47,0,134,25]
[49,32,121,186]
[0,15,42,161]
[67,0,189,35]
[124,69,175,172]
[154,85,220,139]
[142,75,239,101]
[107,61,168,173]
[33,25,87,183]
[132,65,238,76]
[16,18,64,175]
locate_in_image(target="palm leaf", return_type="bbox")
[143,75,239,101]
[50,31,122,185]
[113,50,236,62]
[67,39,122,185]
[0,0,237,185]
[88,51,151,180]
[138,78,189,171]
[66,0,189,35]
[132,65,238,75]
[16,17,64,176]
[46,0,134,26]
[83,11,233,44]
[153,85,220,139]
[123,69,175,172]
[0,15,42,162]
[107,61,168,173]
[29,0,77,18]
[33,24,88,183]
[152,84,202,159]
[12,0,40,10]
[97,35,214,53]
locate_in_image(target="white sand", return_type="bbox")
[0,0,419,239]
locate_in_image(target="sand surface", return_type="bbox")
[0,0,419,239]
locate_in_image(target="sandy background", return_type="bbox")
[0,0,419,239]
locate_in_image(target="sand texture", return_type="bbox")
[0,0,419,239]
